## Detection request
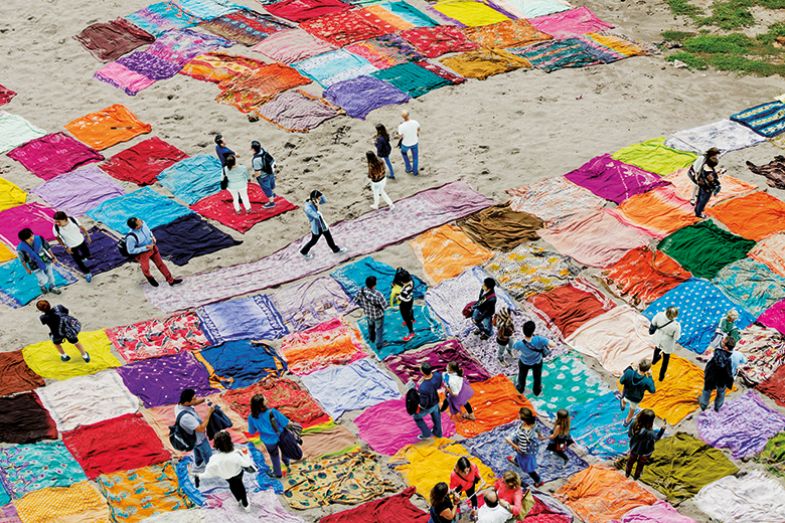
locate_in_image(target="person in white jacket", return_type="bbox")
[196,431,254,512]
[650,307,681,382]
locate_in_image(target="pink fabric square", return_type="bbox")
[0,203,56,246]
[94,62,157,95]
[530,6,613,38]
[759,299,785,335]
[251,29,336,64]
[7,133,103,181]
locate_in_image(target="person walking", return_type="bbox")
[699,336,736,412]
[493,471,525,519]
[619,359,656,426]
[299,190,346,259]
[247,394,293,478]
[625,409,665,480]
[512,320,555,396]
[412,363,443,440]
[52,211,92,282]
[397,110,420,176]
[36,300,90,362]
[214,134,235,166]
[505,407,543,487]
[222,154,252,215]
[440,361,475,420]
[196,430,253,512]
[700,309,741,362]
[546,409,573,463]
[649,306,680,381]
[175,389,214,472]
[694,157,723,218]
[374,124,395,179]
[494,307,515,363]
[17,228,61,295]
[251,140,277,209]
[356,276,387,351]
[449,457,482,518]
[688,147,720,204]
[477,490,512,523]
[125,217,182,287]
[428,482,459,523]
[390,267,415,342]
[471,278,497,340]
[366,151,395,210]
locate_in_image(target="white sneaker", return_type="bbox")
[371,204,378,210]
[301,252,314,260]
[243,503,251,512]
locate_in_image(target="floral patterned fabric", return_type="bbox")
[463,19,552,48]
[346,34,425,68]
[279,318,367,375]
[714,258,785,316]
[223,377,330,428]
[216,62,311,112]
[199,10,293,46]
[300,9,397,46]
[484,242,581,299]
[400,26,478,58]
[735,324,785,386]
[106,312,211,363]
[665,119,766,154]
[507,176,605,226]
[0,441,86,498]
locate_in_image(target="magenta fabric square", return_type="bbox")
[383,339,491,384]
[564,153,669,204]
[530,6,613,38]
[31,165,124,217]
[6,132,103,181]
[759,299,785,335]
[0,203,56,246]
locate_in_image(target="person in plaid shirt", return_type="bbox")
[356,276,387,350]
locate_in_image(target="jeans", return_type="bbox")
[258,174,276,199]
[228,186,251,212]
[400,143,419,175]
[33,263,56,291]
[517,360,543,396]
[694,187,712,217]
[69,241,92,274]
[227,472,248,507]
[413,402,443,438]
[472,309,492,337]
[400,300,414,334]
[367,316,385,350]
[652,347,670,381]
[699,386,727,412]
[265,442,290,478]
[370,179,394,208]
[193,438,212,471]
[136,245,174,283]
[382,156,395,178]
[300,229,339,255]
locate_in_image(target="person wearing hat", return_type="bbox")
[299,191,347,259]
[215,134,235,167]
[251,140,277,209]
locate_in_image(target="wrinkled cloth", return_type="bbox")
[319,487,429,522]
[201,489,303,521]
[75,18,155,61]
[294,49,377,89]
[264,0,351,23]
[94,62,156,95]
[664,167,757,205]
[157,154,222,205]
[330,256,426,301]
[299,9,397,46]
[0,260,75,308]
[64,104,152,151]
[12,481,110,523]
[199,10,293,46]
[408,224,493,284]
[400,25,478,58]
[22,330,121,380]
[384,339,491,384]
[731,100,785,137]
[756,363,785,407]
[370,62,449,97]
[0,202,56,244]
[255,89,339,132]
[300,421,359,459]
[508,176,605,226]
[0,351,44,397]
[512,37,603,72]
[354,398,456,455]
[100,136,188,186]
[529,281,615,338]
[216,62,311,113]
[107,311,210,363]
[756,431,785,478]
[441,48,531,79]
[279,318,366,375]
[564,153,668,204]
[0,177,26,212]
[300,358,400,419]
[746,154,785,189]
[583,32,645,60]
[116,51,184,80]
[196,341,287,389]
[87,186,194,234]
[484,242,581,299]
[7,132,102,180]
[637,356,704,425]
[324,75,410,119]
[0,111,46,154]
[431,0,510,26]
[451,375,535,438]
[714,258,785,315]
[665,119,766,153]
[466,19,552,49]
[610,186,699,238]
[750,233,785,278]
[0,243,13,263]
[605,246,691,307]
[457,202,543,251]
[223,377,329,427]
[494,0,570,17]
[177,0,243,19]
[556,465,657,523]
[693,471,785,522]
[35,370,139,432]
[117,351,218,408]
[611,137,697,175]
[125,2,204,37]
[144,28,232,65]
[346,33,425,68]
[611,501,696,523]
[529,352,611,415]
[530,6,613,37]
[0,84,16,106]
[706,190,785,241]
[356,303,446,358]
[657,219,755,279]
[374,1,439,27]
[197,294,288,345]
[0,440,86,499]
[0,393,57,444]
[31,164,124,216]
[190,183,297,232]
[181,53,268,83]
[251,28,337,64]
[736,323,785,385]
[569,392,628,458]
[153,214,241,266]
[271,276,355,332]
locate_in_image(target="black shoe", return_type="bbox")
[169,278,183,286]
[147,277,159,287]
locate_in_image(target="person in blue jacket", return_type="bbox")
[247,394,290,478]
[214,134,235,166]
[619,359,656,426]
[299,190,347,259]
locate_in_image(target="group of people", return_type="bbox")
[214,134,279,214]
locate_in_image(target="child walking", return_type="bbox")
[390,267,415,342]
[619,359,656,426]
[494,307,515,363]
[505,407,543,487]
[440,361,475,420]
[626,409,665,480]
[546,409,573,463]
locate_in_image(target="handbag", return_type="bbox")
[462,301,477,318]
[269,411,303,461]
[220,167,229,190]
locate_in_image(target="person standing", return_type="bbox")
[472,278,497,340]
[477,491,512,523]
[512,320,555,396]
[390,267,415,342]
[17,228,60,295]
[52,211,92,283]
[440,361,475,420]
[366,151,395,210]
[546,409,573,463]
[214,134,235,166]
[699,336,736,412]
[450,457,482,518]
[175,389,214,473]
[428,482,459,523]
[694,157,723,218]
[374,124,395,179]
[299,190,346,259]
[247,394,294,478]
[397,110,420,176]
[700,309,741,362]
[125,217,182,288]
[494,307,515,363]
[619,359,656,426]
[412,363,443,440]
[625,409,665,480]
[650,306,681,381]
[356,276,387,351]
[505,407,543,487]
[688,147,720,204]
[36,300,90,362]
[222,154,252,215]
[251,140,277,209]
[196,431,253,512]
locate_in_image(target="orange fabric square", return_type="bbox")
[453,375,535,438]
[409,224,494,284]
[611,186,699,238]
[664,168,757,206]
[216,63,310,113]
[65,104,152,150]
[605,246,690,307]
[278,318,366,375]
[463,19,552,48]
[707,191,785,241]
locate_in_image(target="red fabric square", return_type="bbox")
[528,283,614,337]
[0,84,16,106]
[265,0,351,23]
[300,10,397,46]
[0,351,44,397]
[7,132,103,180]
[100,137,188,185]
[320,487,429,522]
[62,413,170,479]
[190,183,298,233]
[400,26,478,59]
[74,18,155,61]
[758,364,785,408]
[0,393,57,444]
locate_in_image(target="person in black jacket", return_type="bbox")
[374,124,395,179]
[472,278,497,340]
[625,408,665,480]
[698,336,736,412]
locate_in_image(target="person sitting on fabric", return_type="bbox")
[494,471,526,520]
[17,228,61,295]
[36,299,90,362]
[175,389,214,473]
[699,336,737,412]
[125,217,182,288]
[52,211,93,282]
[472,278,497,340]
[429,482,459,523]
[195,431,253,512]
[477,490,512,523]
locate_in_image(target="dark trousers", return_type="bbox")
[227,471,248,507]
[440,398,473,414]
[652,348,670,381]
[465,484,478,509]
[400,300,414,333]
[694,187,712,217]
[69,241,92,274]
[625,453,649,480]
[300,229,339,255]
[265,442,290,478]
[517,360,543,396]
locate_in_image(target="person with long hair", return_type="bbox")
[390,267,415,341]
[429,482,459,523]
[366,151,395,210]
[505,407,543,487]
[546,409,573,463]
[440,361,475,420]
[493,471,524,519]
[374,124,395,179]
[650,306,681,382]
[196,430,253,512]
[247,394,291,478]
[494,307,515,363]
[222,154,252,214]
[626,409,665,480]
[449,457,482,517]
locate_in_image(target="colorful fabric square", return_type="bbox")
[107,312,210,363]
[346,33,425,68]
[730,100,785,137]
[530,6,613,37]
[384,339,491,383]
[190,183,297,232]
[493,0,570,18]
[100,137,188,186]
[605,246,691,308]
[22,330,121,380]
[87,187,194,234]
[154,214,241,266]
[409,225,492,285]
[279,318,366,375]
[197,294,288,345]
[118,352,218,408]
[251,28,337,64]
[529,352,611,415]
[569,392,629,458]
[643,278,755,354]
[0,351,44,397]
[114,51,182,79]
[272,276,354,332]
[0,84,16,106]
[255,89,340,132]
[94,61,155,95]
[484,243,581,300]
[529,281,613,338]
[264,0,351,23]
[556,465,657,523]
[665,119,766,153]
[144,28,232,65]
[74,18,155,61]
[0,202,56,246]
[671,169,758,205]
[431,0,510,26]
[7,132,102,181]
[216,63,311,113]
[0,441,86,498]
[0,111,46,154]
[0,178,25,213]
[370,62,449,97]
[31,165,124,217]
[376,1,440,27]
[65,104,152,151]
[324,75,410,119]
[358,304,446,358]
[511,37,602,72]
[96,461,191,523]
[735,324,785,386]
[400,26,478,59]
[330,256,426,301]
[178,0,244,19]
[0,243,13,263]
[464,18,553,48]
[693,471,785,523]
[196,341,286,389]
[0,260,75,309]
[319,487,429,522]
[613,501,697,523]
[294,49,377,88]
[657,220,756,279]
[300,9,397,46]
[354,398,456,455]
[441,48,531,79]
[583,32,645,61]
[508,176,604,226]
[697,390,785,459]
[452,375,535,438]
[361,4,415,29]
[759,299,785,336]
[750,233,785,278]
[180,52,268,83]
[35,370,139,432]
[299,421,359,460]
[564,153,669,204]
[458,202,543,251]
[714,258,785,316]
[635,356,703,425]
[223,377,329,427]
[157,154,222,205]
[125,2,204,37]
[757,431,785,478]
[611,137,697,175]
[0,393,57,445]
[610,186,699,238]
[200,10,294,46]
[12,481,110,523]
[706,191,785,241]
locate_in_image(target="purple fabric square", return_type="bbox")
[383,339,491,383]
[117,351,218,407]
[117,51,183,80]
[6,133,103,181]
[50,227,130,276]
[324,75,409,119]
[31,165,124,216]
[564,153,669,204]
[0,203,56,246]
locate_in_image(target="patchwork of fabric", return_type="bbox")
[750,233,785,278]
[0,441,87,498]
[636,356,704,425]
[564,153,669,204]
[216,62,311,112]
[0,351,44,397]
[759,299,785,336]
[508,176,606,225]
[512,37,603,72]
[300,9,397,46]
[251,28,337,64]
[324,75,410,118]
[714,258,785,316]
[75,18,156,62]
[494,0,570,18]
[199,10,294,45]
[31,164,124,216]
[0,260,75,309]
[371,62,450,97]
[373,1,440,27]
[197,294,288,345]
[255,89,340,132]
[610,186,699,238]
[458,202,543,251]
[346,33,424,68]
[665,118,766,153]
[196,341,286,389]
[107,312,210,363]
[65,104,152,150]
[530,6,613,37]
[181,52,268,83]
[530,352,611,415]
[464,18,552,48]
[569,392,629,458]
[271,276,355,332]
[0,111,46,154]
[330,256,427,301]
[154,214,241,266]
[0,202,56,245]
[265,0,351,23]
[484,242,581,299]
[706,190,785,241]
[452,375,535,438]
[294,49,377,88]
[125,2,204,37]
[223,377,330,427]
[611,137,697,175]
[400,26,478,58]
[0,393,57,445]
[279,318,366,375]
[666,167,757,207]
[7,132,103,180]
[431,0,511,26]
[87,186,194,234]
[100,137,188,186]
[693,471,785,523]
[408,224,492,285]
[12,481,110,523]
[604,246,691,307]
[22,330,122,381]
[441,48,531,79]
[384,338,491,383]
[730,100,785,137]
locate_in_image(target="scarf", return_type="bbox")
[17,236,48,270]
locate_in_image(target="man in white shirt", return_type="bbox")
[477,491,512,523]
[52,211,93,282]
[396,110,420,176]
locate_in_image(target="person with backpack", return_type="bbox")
[52,211,92,283]
[471,278,497,340]
[36,300,90,362]
[649,306,680,382]
[411,363,443,440]
[247,394,300,478]
[374,124,394,179]
[694,156,724,218]
[688,147,720,204]
[512,320,555,396]
[17,228,61,295]
[625,409,665,480]
[124,217,182,288]
[214,134,235,166]
[356,276,387,351]
[222,154,252,215]
[366,151,395,210]
[195,431,254,512]
[619,359,656,426]
[174,389,214,472]
[299,191,347,260]
[390,267,415,342]
[251,140,277,209]
[699,336,737,412]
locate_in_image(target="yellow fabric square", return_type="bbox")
[409,224,494,284]
[0,177,26,212]
[22,330,122,380]
[441,48,530,80]
[13,481,111,523]
[432,0,510,26]
[0,242,15,262]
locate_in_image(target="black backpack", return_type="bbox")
[255,150,274,175]
[117,231,140,258]
[169,410,197,451]
[405,387,421,415]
